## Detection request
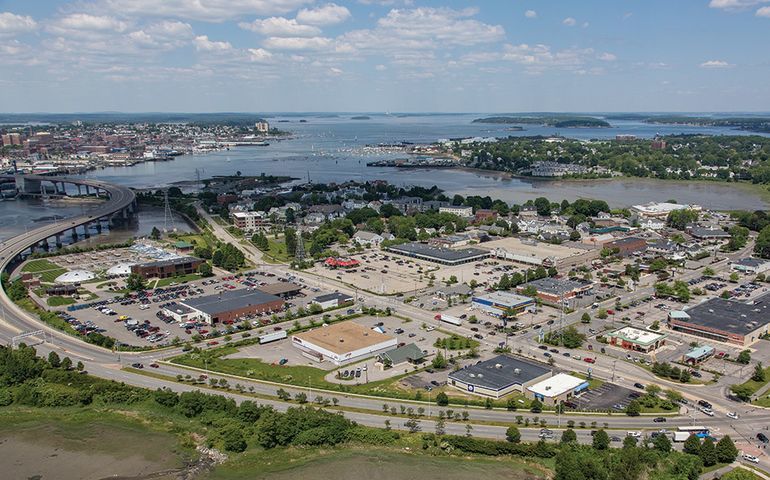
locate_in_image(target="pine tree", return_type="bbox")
[592,429,610,450]
[561,428,577,444]
[683,434,701,455]
[653,432,672,454]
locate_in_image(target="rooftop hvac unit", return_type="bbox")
[469,373,475,378]
[478,373,484,378]
[514,368,521,375]
[495,363,503,369]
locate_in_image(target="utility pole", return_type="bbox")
[163,188,176,232]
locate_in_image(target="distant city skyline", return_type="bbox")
[0,0,768,113]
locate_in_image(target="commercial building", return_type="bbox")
[606,326,667,353]
[604,237,648,257]
[667,294,770,346]
[439,205,474,218]
[687,227,731,240]
[526,373,590,406]
[311,292,354,310]
[324,257,360,269]
[631,202,701,219]
[448,355,552,399]
[376,343,425,370]
[131,256,203,279]
[257,282,302,298]
[291,321,397,365]
[162,302,198,323]
[683,345,715,365]
[517,277,593,303]
[471,291,535,317]
[731,258,770,275]
[387,242,491,266]
[231,211,270,232]
[181,289,284,324]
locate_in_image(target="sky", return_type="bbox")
[0,0,769,113]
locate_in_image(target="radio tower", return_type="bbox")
[294,227,305,262]
[163,189,176,232]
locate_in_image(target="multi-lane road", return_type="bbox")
[0,182,769,467]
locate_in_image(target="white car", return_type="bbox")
[701,407,715,417]
[727,412,740,419]
[742,454,760,464]
[627,431,642,438]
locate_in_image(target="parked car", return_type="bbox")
[757,432,769,444]
[742,454,760,464]
[131,363,144,369]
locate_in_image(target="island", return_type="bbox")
[472,115,611,128]
[351,115,371,120]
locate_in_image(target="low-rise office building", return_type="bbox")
[231,211,270,232]
[448,355,552,399]
[131,256,203,279]
[291,321,397,365]
[181,289,284,324]
[606,326,667,353]
[312,292,354,310]
[526,373,589,406]
[376,343,425,370]
[257,282,302,298]
[471,291,535,317]
[604,237,648,257]
[387,242,490,266]
[517,277,593,303]
[731,257,770,275]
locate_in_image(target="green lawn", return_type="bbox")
[21,259,67,283]
[153,273,203,288]
[739,366,770,399]
[47,296,75,307]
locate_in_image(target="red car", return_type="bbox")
[149,363,159,368]
[607,309,615,315]
[207,341,219,346]
[583,357,596,364]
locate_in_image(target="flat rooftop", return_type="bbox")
[138,256,200,268]
[183,289,281,316]
[293,321,394,355]
[677,294,770,336]
[473,291,535,307]
[313,292,353,303]
[527,373,587,398]
[258,282,302,296]
[387,242,490,263]
[480,237,586,261]
[607,326,666,346]
[449,355,551,391]
[521,277,592,296]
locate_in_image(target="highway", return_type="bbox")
[0,184,768,468]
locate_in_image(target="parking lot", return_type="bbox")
[49,269,350,348]
[575,382,640,412]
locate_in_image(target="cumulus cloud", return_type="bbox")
[598,52,616,61]
[562,17,577,26]
[328,66,343,75]
[501,43,597,74]
[709,0,769,9]
[700,59,733,68]
[296,3,352,26]
[247,47,273,62]
[373,7,504,46]
[263,36,333,50]
[375,64,386,70]
[239,17,321,36]
[193,35,232,51]
[92,0,314,22]
[757,6,770,15]
[49,13,128,34]
[525,10,537,19]
[0,12,38,37]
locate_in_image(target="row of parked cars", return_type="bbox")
[56,311,106,336]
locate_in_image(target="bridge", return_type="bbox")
[0,174,136,271]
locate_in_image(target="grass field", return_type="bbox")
[47,296,76,307]
[209,446,551,480]
[21,259,67,283]
[739,366,770,402]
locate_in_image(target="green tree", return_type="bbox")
[625,400,641,416]
[47,351,61,368]
[737,350,751,365]
[592,429,610,450]
[6,279,28,301]
[530,399,543,413]
[700,437,717,467]
[580,312,591,324]
[653,432,672,454]
[716,436,739,464]
[198,262,213,277]
[435,391,449,406]
[622,435,637,448]
[222,426,247,452]
[752,362,766,382]
[126,273,146,291]
[755,224,770,259]
[683,434,701,455]
[60,357,73,370]
[505,426,521,443]
[150,226,161,240]
[560,428,577,444]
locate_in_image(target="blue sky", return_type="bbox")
[0,0,768,112]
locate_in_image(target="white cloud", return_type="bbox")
[50,13,128,33]
[92,0,314,22]
[525,10,537,19]
[193,35,232,51]
[373,7,504,46]
[757,6,770,16]
[263,36,333,50]
[709,0,769,9]
[700,59,733,68]
[0,12,38,37]
[375,64,386,70]
[145,20,194,39]
[501,43,596,74]
[598,52,616,61]
[247,47,273,62]
[296,3,352,26]
[329,66,343,75]
[239,17,321,36]
[562,17,576,26]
